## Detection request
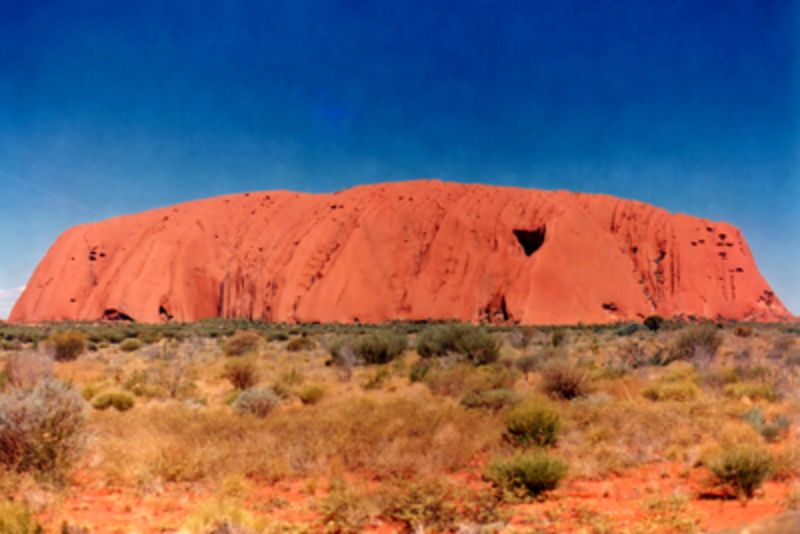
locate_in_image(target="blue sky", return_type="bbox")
[0,0,798,317]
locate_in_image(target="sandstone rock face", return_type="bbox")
[9,180,792,324]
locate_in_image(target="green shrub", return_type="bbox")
[667,324,722,365]
[286,336,316,352]
[46,330,87,362]
[708,444,774,500]
[461,388,520,411]
[91,390,135,412]
[119,338,143,352]
[379,479,457,533]
[352,330,408,365]
[540,360,591,400]
[233,387,280,418]
[416,323,500,365]
[643,315,664,332]
[0,379,86,480]
[223,358,259,390]
[0,501,43,534]
[486,452,567,497]
[298,385,325,405]
[504,401,561,447]
[223,331,261,357]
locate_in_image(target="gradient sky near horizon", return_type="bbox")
[1,0,798,318]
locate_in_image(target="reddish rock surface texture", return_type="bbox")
[9,180,792,324]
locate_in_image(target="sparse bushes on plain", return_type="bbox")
[733,325,753,338]
[550,329,567,347]
[421,362,517,398]
[461,388,519,411]
[232,387,280,418]
[3,351,53,389]
[504,401,561,447]
[416,323,500,365]
[91,390,135,412]
[298,384,325,405]
[540,359,591,400]
[286,336,316,352]
[708,444,774,500]
[616,323,639,337]
[182,497,260,534]
[119,338,143,352]
[742,408,790,443]
[0,379,86,480]
[515,353,540,379]
[318,479,375,534]
[767,335,795,361]
[667,324,722,365]
[223,358,259,390]
[486,451,567,497]
[379,478,457,533]
[223,331,262,357]
[46,330,87,361]
[724,382,778,402]
[352,330,408,364]
[642,381,699,402]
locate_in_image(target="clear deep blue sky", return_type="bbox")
[0,0,798,317]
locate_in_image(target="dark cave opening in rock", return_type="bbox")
[159,305,174,321]
[513,227,546,256]
[102,308,135,322]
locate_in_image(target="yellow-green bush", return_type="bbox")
[486,451,567,497]
[504,400,561,447]
[298,384,325,405]
[92,390,135,412]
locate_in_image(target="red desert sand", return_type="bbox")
[10,180,792,324]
